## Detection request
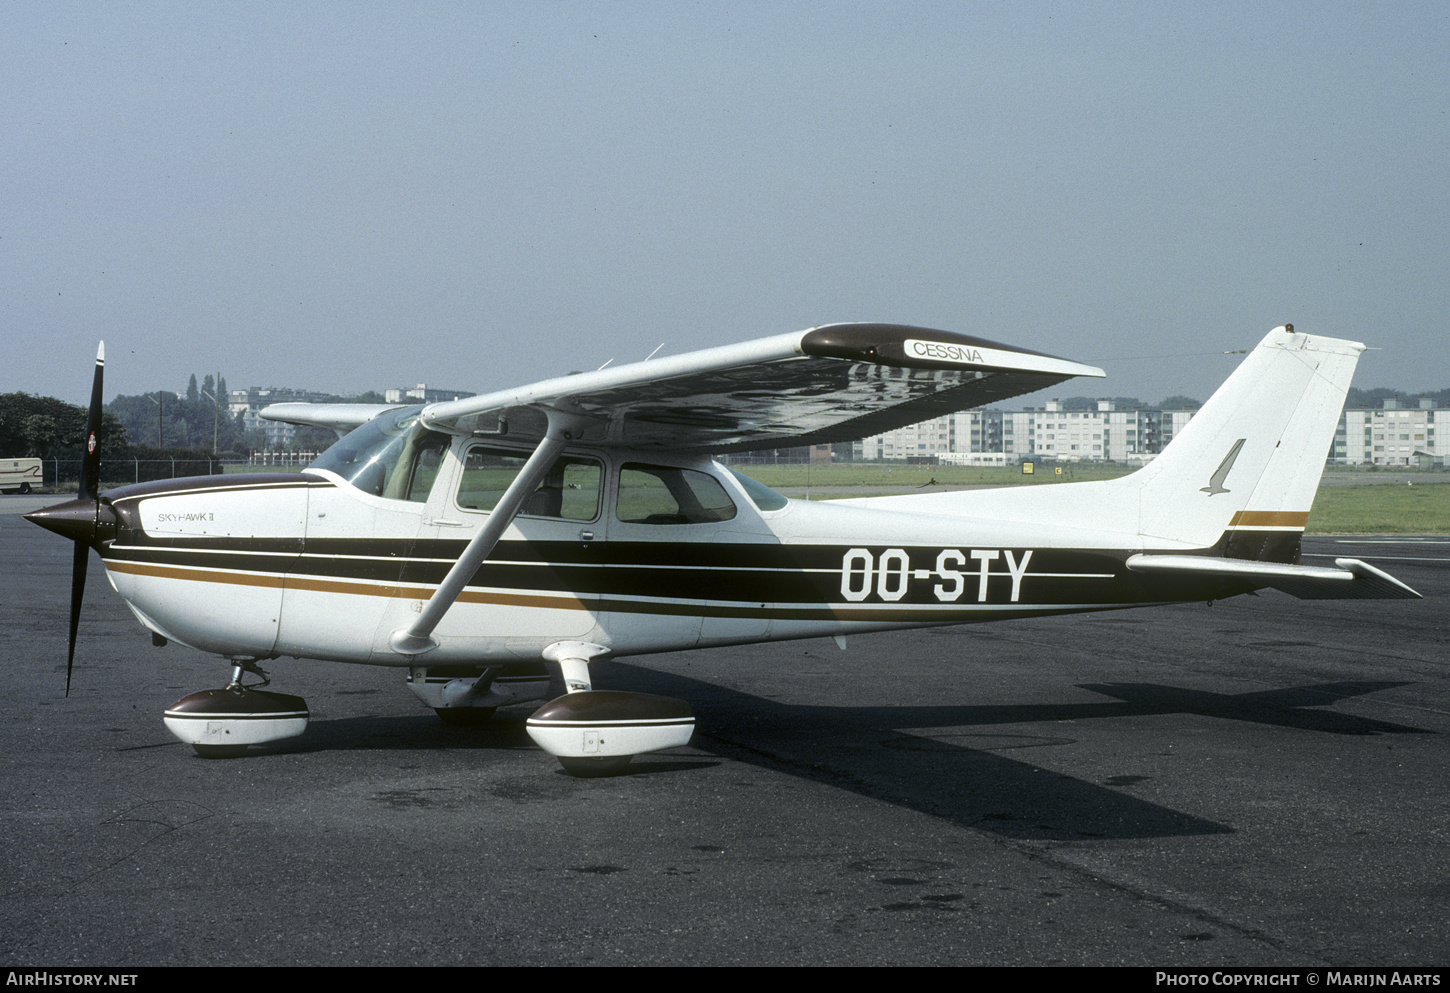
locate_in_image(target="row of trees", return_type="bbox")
[108,373,391,457]
[107,373,250,453]
[1345,386,1450,410]
[0,391,222,474]
[1045,387,1450,413]
[0,392,129,462]
[3,370,255,467]
[1055,395,1203,411]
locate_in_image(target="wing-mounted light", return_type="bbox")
[800,323,1105,379]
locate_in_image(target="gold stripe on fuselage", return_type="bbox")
[104,558,591,611]
[1227,510,1310,528]
[107,559,286,590]
[101,558,1131,624]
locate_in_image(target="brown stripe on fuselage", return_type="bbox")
[105,559,591,611]
[100,557,1144,624]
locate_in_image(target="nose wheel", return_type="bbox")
[557,756,635,778]
[433,706,497,726]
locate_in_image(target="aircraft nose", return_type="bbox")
[25,498,118,545]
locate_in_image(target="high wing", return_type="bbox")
[420,323,1105,452]
[261,402,406,436]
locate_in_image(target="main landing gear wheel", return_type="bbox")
[557,755,633,778]
[433,706,497,726]
[526,689,694,778]
[192,744,250,759]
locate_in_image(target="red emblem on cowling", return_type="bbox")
[88,433,96,454]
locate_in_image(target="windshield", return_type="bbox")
[308,406,450,501]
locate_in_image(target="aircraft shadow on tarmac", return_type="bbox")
[616,669,1429,843]
[221,668,1430,845]
[1072,680,1428,736]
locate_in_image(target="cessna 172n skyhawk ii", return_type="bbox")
[27,323,1420,774]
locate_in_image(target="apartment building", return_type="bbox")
[855,400,1196,463]
[1335,400,1440,466]
[228,386,334,448]
[384,384,476,404]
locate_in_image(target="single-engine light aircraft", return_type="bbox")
[28,323,1420,774]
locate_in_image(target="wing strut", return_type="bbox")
[388,412,584,656]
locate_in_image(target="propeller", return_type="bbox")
[82,342,104,504]
[25,342,109,695]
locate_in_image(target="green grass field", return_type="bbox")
[731,464,1450,534]
[731,463,1134,488]
[190,459,1450,534]
[1304,483,1450,533]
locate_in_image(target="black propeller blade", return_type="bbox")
[25,343,106,694]
[81,341,104,503]
[68,341,106,693]
[67,539,89,695]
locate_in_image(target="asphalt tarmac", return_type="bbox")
[2,495,1446,967]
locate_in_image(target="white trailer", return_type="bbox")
[1,458,42,494]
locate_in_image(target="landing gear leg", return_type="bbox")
[162,659,309,758]
[526,642,694,777]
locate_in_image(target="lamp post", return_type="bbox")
[201,384,220,454]
[145,391,164,446]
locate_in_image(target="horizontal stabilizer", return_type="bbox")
[1126,554,1421,600]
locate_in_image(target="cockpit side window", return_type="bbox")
[616,464,738,525]
[309,406,449,503]
[458,446,602,521]
[726,467,789,511]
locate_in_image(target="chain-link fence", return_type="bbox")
[36,454,320,492]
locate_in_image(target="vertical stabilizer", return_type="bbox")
[1132,326,1363,561]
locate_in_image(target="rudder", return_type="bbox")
[1131,325,1363,562]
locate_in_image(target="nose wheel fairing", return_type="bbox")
[163,687,309,757]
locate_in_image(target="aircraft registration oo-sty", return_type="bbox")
[27,323,1420,775]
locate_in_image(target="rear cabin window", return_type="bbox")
[457,447,602,521]
[616,464,737,525]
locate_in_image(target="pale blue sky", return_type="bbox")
[4,2,1447,408]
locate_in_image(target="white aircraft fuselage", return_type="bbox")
[94,451,1213,671]
[28,323,1418,770]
